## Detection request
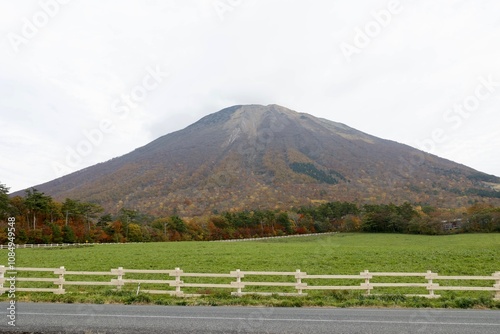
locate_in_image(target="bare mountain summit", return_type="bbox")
[29,104,500,216]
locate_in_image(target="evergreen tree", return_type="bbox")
[62,225,76,243]
[51,224,63,243]
[0,182,10,218]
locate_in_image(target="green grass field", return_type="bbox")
[2,233,500,308]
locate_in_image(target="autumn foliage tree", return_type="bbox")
[1,179,499,244]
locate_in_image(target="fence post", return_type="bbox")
[494,271,500,301]
[55,266,66,294]
[0,265,4,295]
[174,267,182,296]
[116,267,124,290]
[296,269,303,295]
[426,270,436,297]
[236,269,242,296]
[362,270,371,295]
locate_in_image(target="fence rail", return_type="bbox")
[212,232,338,242]
[1,266,499,300]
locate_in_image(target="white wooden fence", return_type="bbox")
[212,232,338,242]
[1,266,499,300]
[0,233,339,249]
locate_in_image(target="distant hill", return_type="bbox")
[19,104,500,216]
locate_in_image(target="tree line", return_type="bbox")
[0,182,499,244]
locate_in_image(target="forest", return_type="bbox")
[1,182,499,244]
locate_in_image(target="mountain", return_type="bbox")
[22,104,500,216]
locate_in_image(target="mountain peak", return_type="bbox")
[194,104,294,125]
[25,104,500,216]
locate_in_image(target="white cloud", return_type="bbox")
[1,0,500,192]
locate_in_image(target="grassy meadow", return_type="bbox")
[1,233,500,308]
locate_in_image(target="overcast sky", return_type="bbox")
[1,0,500,193]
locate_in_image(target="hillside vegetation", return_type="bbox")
[2,184,500,244]
[14,104,500,216]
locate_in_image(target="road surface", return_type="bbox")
[1,302,499,333]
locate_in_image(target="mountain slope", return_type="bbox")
[25,104,500,216]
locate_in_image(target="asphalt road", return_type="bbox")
[0,302,499,334]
